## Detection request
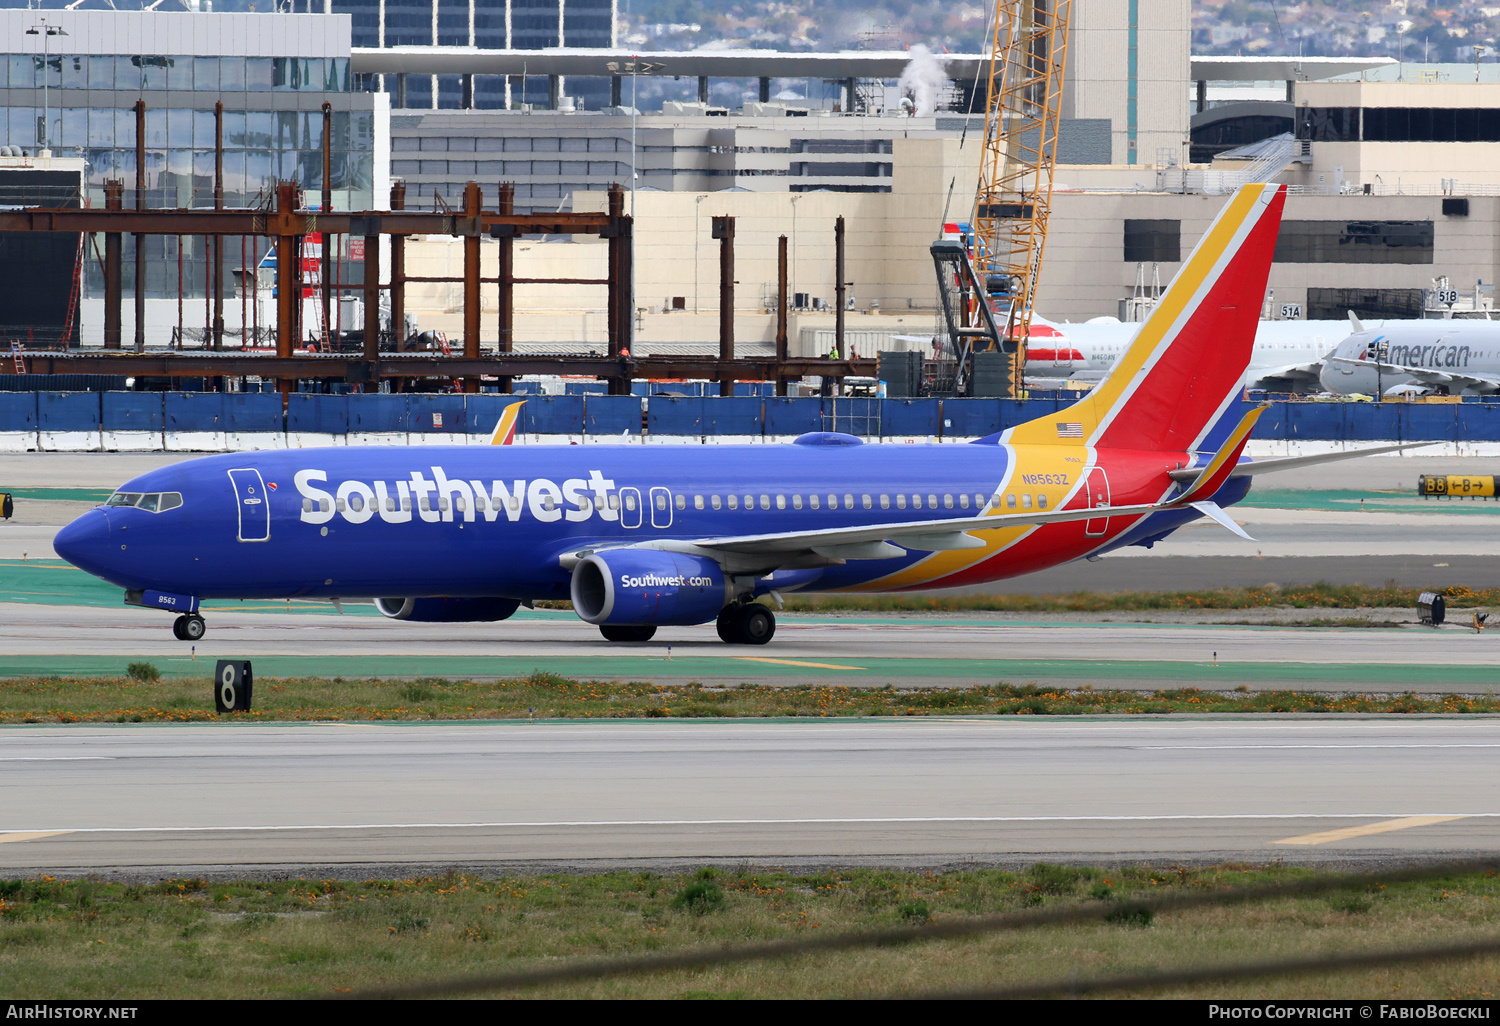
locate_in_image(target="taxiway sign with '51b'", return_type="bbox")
[54,184,1417,647]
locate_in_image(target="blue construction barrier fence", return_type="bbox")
[6,391,1500,442]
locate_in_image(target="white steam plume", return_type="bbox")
[898,44,950,117]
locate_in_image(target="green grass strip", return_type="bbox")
[0,865,1497,999]
[0,655,1490,689]
[0,673,1494,724]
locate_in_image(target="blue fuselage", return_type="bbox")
[54,442,1247,604]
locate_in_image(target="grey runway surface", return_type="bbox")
[0,719,1494,875]
[947,554,1500,594]
[2,600,1496,677]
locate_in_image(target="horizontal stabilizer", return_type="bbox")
[1188,500,1256,542]
[1169,440,1439,482]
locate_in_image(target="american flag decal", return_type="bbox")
[1056,422,1083,439]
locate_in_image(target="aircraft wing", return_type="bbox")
[1328,356,1500,395]
[563,404,1271,572]
[557,500,1167,575]
[687,501,1162,558]
[1247,362,1322,388]
[1395,367,1500,394]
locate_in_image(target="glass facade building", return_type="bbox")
[0,10,378,307]
[337,0,616,110]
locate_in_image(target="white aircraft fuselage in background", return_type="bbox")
[1319,319,1500,396]
[1026,318,1354,392]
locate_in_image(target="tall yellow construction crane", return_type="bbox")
[974,0,1073,389]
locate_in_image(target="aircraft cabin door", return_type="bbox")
[619,487,643,529]
[649,487,673,529]
[1083,467,1110,537]
[228,468,271,542]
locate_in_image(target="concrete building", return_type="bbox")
[388,107,1111,211]
[1037,191,1496,323]
[394,129,1500,353]
[397,137,976,355]
[1065,0,1191,165]
[1292,73,1500,192]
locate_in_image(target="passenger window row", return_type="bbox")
[301,489,1052,516]
[619,491,1051,514]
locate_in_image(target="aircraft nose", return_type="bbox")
[53,508,112,572]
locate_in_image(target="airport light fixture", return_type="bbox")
[25,19,67,157]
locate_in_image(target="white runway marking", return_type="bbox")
[1141,744,1500,750]
[0,757,114,762]
[6,813,1498,834]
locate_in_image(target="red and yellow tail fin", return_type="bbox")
[488,400,525,446]
[1008,183,1286,451]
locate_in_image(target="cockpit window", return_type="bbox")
[104,491,183,512]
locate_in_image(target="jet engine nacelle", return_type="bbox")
[374,597,521,622]
[570,550,731,626]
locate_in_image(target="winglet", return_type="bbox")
[489,401,525,446]
[1171,404,1268,506]
[1348,310,1365,333]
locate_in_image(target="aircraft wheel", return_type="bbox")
[600,624,657,643]
[739,606,775,646]
[180,614,207,642]
[715,606,741,644]
[171,615,188,641]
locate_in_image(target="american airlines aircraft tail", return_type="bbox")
[53,184,1414,647]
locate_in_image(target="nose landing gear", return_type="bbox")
[716,603,775,645]
[172,613,207,641]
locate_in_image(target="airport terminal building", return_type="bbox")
[1,3,1499,345]
[0,8,382,311]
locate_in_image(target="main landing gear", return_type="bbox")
[599,624,657,642]
[172,613,206,641]
[716,603,775,646]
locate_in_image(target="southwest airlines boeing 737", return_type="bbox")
[52,184,1408,646]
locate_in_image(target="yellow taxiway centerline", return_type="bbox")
[0,831,74,844]
[1273,815,1469,846]
[732,657,866,670]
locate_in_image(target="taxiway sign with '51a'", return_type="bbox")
[54,184,1418,647]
